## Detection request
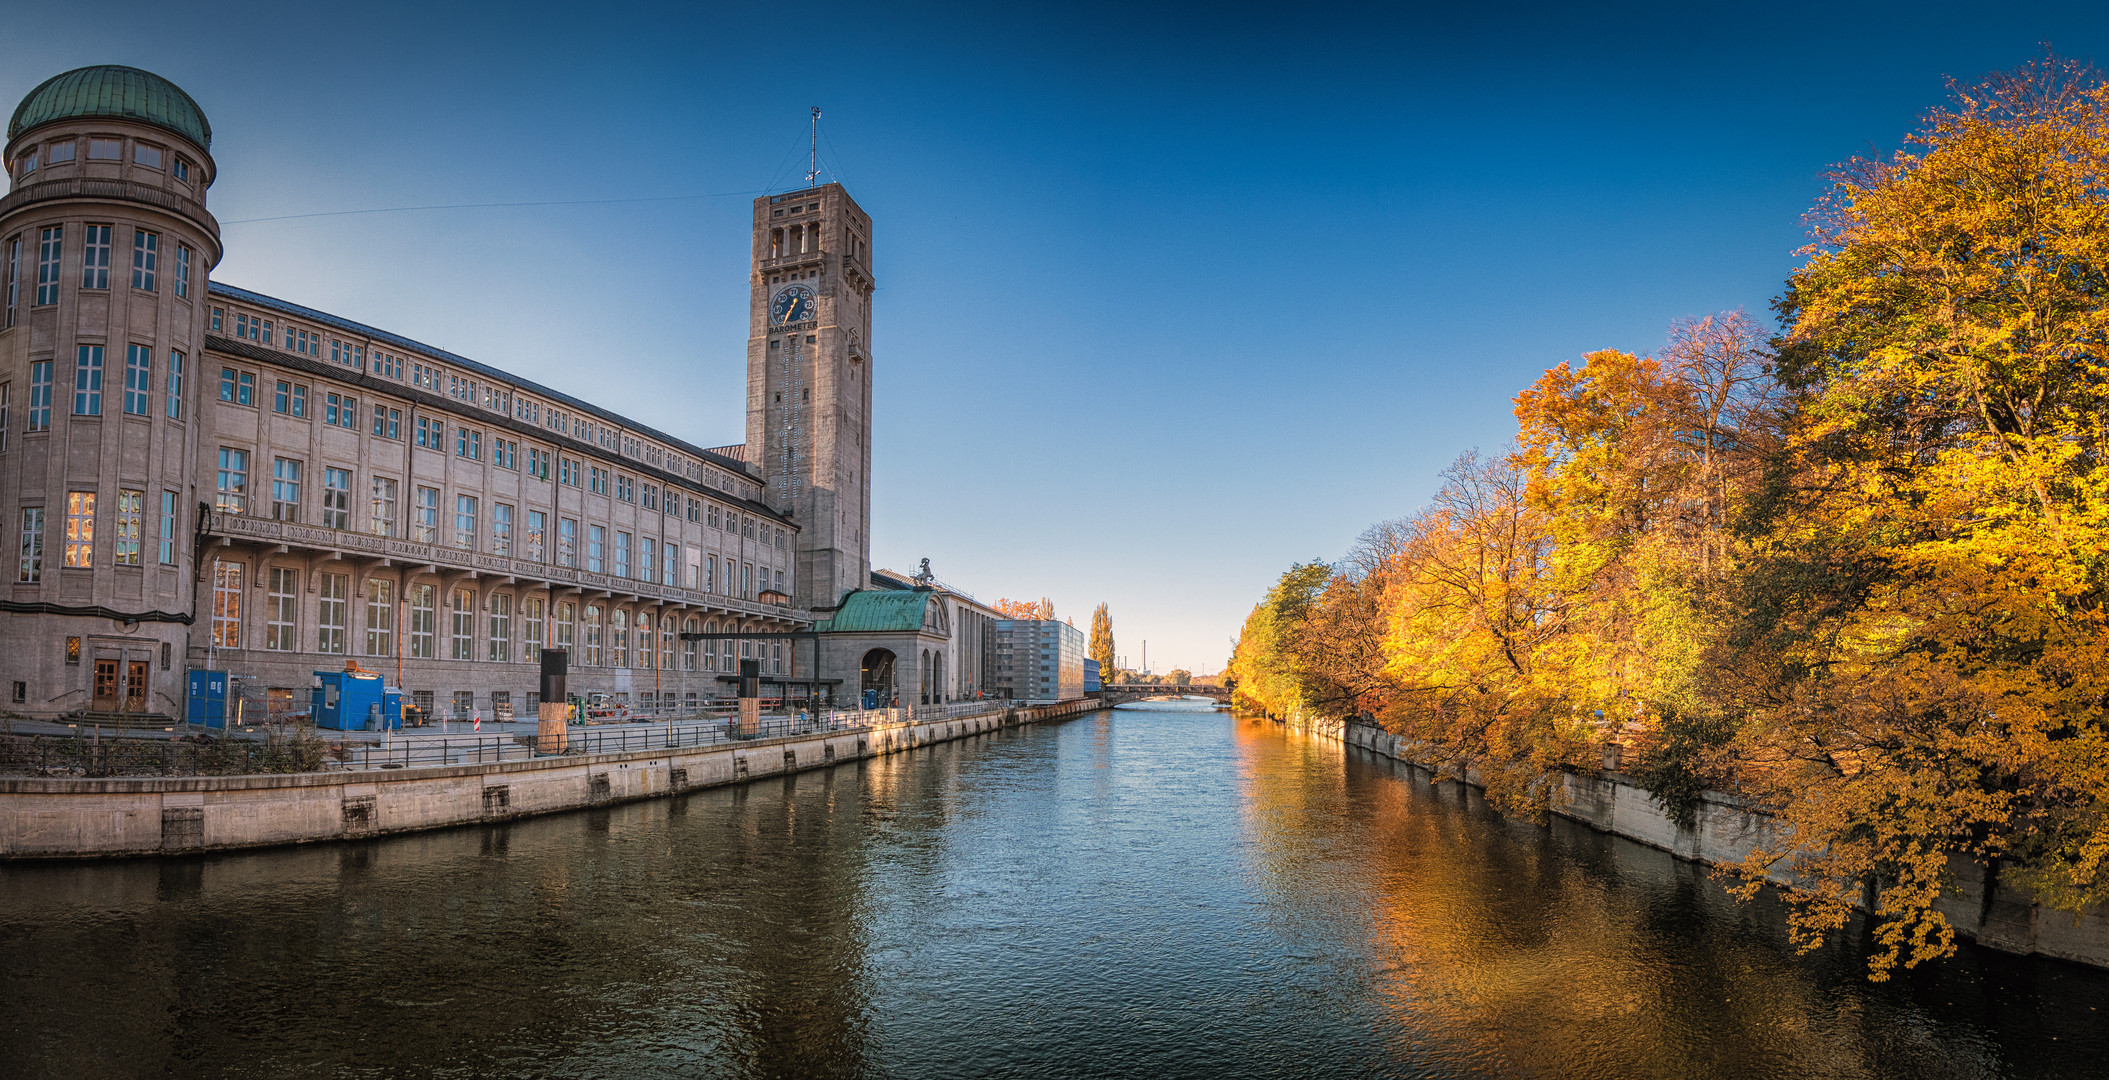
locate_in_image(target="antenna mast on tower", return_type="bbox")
[806,107,822,185]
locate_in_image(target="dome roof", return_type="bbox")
[9,66,210,150]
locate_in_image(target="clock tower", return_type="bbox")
[746,183,876,611]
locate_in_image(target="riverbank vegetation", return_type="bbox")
[1227,55,2109,979]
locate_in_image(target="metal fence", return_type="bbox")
[0,701,1021,778]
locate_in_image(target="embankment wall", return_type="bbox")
[0,699,1101,861]
[1323,717,2109,971]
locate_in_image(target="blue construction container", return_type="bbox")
[186,669,228,729]
[312,669,400,731]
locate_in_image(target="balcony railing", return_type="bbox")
[202,511,804,622]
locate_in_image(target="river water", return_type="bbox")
[3,700,2106,1079]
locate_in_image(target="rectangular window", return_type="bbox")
[683,619,698,671]
[34,227,59,306]
[325,392,339,426]
[455,495,478,550]
[582,605,602,666]
[372,405,400,440]
[219,368,253,406]
[665,543,679,589]
[555,601,575,659]
[266,567,297,651]
[415,415,439,448]
[525,510,546,563]
[158,490,177,564]
[528,448,550,480]
[216,448,248,512]
[365,579,394,657]
[409,584,435,659]
[73,345,102,415]
[415,487,438,543]
[133,143,163,168]
[17,506,43,582]
[122,344,150,416]
[616,476,633,502]
[451,590,474,660]
[587,525,604,573]
[173,156,188,181]
[210,307,221,332]
[589,467,606,495]
[661,618,674,672]
[640,536,656,583]
[612,610,628,667]
[636,612,652,669]
[62,491,94,568]
[212,560,242,647]
[131,230,156,291]
[523,597,543,664]
[165,350,184,419]
[456,427,481,460]
[370,477,397,538]
[337,395,356,429]
[322,467,350,529]
[743,563,752,598]
[27,361,49,431]
[492,502,513,556]
[318,572,348,654]
[706,555,716,593]
[271,458,301,522]
[642,484,657,511]
[87,139,119,161]
[174,244,190,299]
[488,593,511,662]
[113,489,142,566]
[615,531,631,578]
[4,235,17,326]
[81,225,110,289]
[492,437,516,469]
[559,518,577,568]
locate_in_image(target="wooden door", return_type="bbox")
[92,659,119,711]
[126,661,149,713]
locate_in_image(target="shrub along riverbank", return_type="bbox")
[1230,55,2109,980]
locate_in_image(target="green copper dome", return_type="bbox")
[9,66,210,150]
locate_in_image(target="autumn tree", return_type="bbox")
[1727,53,2109,978]
[1089,603,1116,682]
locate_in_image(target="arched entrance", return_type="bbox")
[932,652,944,703]
[920,649,932,704]
[861,648,897,708]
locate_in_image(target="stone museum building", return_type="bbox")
[0,65,971,722]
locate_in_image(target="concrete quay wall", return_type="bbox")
[1329,719,2109,971]
[0,699,1103,861]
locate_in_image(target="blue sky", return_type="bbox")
[10,1,2108,672]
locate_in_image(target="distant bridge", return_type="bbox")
[1101,683,1231,702]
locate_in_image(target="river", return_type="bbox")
[2,700,2106,1079]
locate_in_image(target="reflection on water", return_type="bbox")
[1,702,2103,1079]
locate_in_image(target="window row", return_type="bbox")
[14,490,183,580]
[1,226,195,325]
[4,346,189,429]
[209,451,788,596]
[205,563,786,673]
[14,135,196,183]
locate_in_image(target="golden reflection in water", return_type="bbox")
[1228,716,1994,1080]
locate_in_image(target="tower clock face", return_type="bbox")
[771,284,816,325]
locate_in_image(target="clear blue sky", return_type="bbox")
[11,1,2107,672]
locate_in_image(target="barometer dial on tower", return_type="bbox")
[771,283,816,325]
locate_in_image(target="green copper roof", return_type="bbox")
[10,66,211,150]
[817,590,934,634]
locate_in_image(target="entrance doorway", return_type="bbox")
[92,659,119,711]
[126,661,148,713]
[861,648,896,707]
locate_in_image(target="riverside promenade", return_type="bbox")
[0,698,1102,860]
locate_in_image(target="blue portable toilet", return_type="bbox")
[313,669,397,730]
[186,670,228,729]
